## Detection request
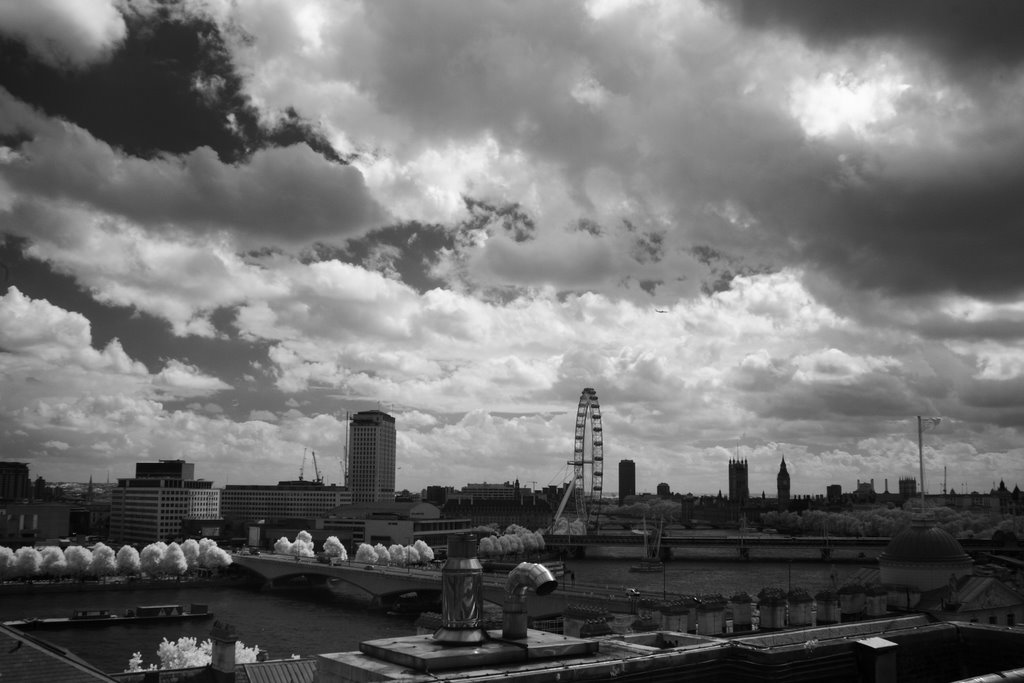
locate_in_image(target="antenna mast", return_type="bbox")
[343,411,350,488]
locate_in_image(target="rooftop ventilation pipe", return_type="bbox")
[434,533,485,644]
[502,562,558,640]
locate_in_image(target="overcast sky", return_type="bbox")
[2,0,1024,499]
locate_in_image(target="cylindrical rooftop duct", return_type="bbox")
[433,533,486,644]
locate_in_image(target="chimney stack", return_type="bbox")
[210,621,238,682]
[434,533,485,645]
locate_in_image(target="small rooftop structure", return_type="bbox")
[0,625,115,682]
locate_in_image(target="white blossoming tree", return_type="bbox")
[63,545,93,577]
[0,545,16,579]
[180,539,201,569]
[39,546,67,577]
[159,542,188,577]
[373,543,391,565]
[197,538,222,567]
[13,547,41,578]
[90,543,118,580]
[354,543,378,564]
[116,545,141,575]
[292,531,315,558]
[140,542,167,576]
[323,536,348,561]
[126,637,261,671]
[412,540,435,563]
[203,545,232,570]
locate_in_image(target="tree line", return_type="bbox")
[0,538,232,581]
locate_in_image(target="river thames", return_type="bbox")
[1,549,878,673]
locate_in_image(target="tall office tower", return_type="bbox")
[898,476,917,500]
[728,458,749,505]
[348,410,396,503]
[0,462,31,502]
[110,460,220,545]
[777,456,790,511]
[618,459,636,505]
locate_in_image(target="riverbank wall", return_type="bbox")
[0,576,244,595]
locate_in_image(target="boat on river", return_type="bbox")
[630,516,665,573]
[4,603,213,630]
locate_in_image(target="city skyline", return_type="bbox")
[7,452,1005,504]
[3,2,1024,497]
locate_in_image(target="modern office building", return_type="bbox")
[220,481,352,523]
[728,458,749,505]
[777,456,790,511]
[0,461,31,502]
[348,410,396,503]
[617,459,635,505]
[109,460,220,545]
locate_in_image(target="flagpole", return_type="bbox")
[917,415,925,511]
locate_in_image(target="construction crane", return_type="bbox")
[298,447,324,484]
[311,450,323,484]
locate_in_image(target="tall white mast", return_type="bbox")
[918,416,925,510]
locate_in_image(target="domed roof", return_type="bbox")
[878,516,971,563]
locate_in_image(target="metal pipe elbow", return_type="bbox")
[505,562,558,600]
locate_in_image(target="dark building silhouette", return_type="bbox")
[0,461,31,502]
[618,459,635,505]
[728,458,748,505]
[441,492,553,530]
[826,484,842,504]
[656,482,671,498]
[899,476,917,500]
[424,485,450,506]
[135,459,195,480]
[777,456,790,511]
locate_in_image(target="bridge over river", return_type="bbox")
[541,533,1016,560]
[230,554,639,619]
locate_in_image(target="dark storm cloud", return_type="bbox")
[315,222,454,294]
[746,373,919,422]
[0,10,348,165]
[463,198,537,243]
[719,0,1024,74]
[0,235,266,386]
[769,139,1024,301]
[1,124,382,245]
[0,9,383,246]
[961,377,1024,410]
